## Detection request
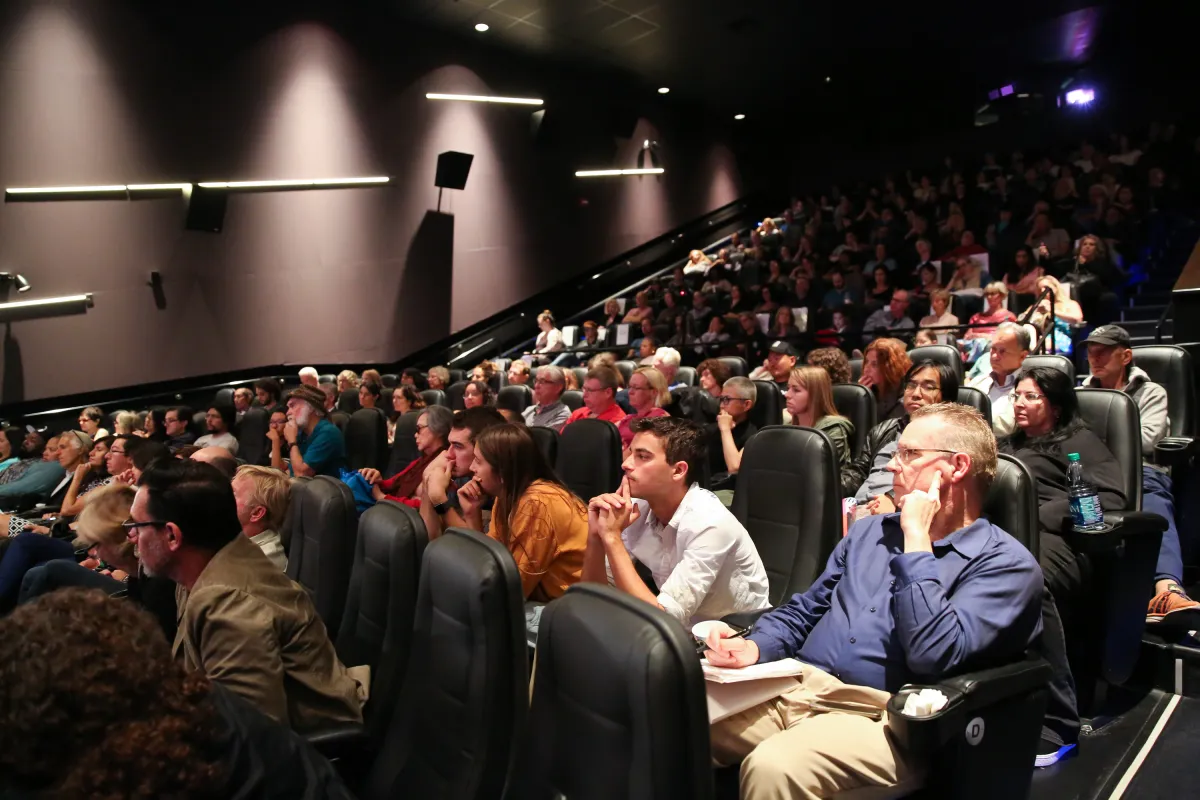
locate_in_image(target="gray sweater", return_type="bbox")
[1082,366,1169,457]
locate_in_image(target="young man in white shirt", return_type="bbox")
[583,415,770,625]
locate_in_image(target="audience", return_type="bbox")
[357,381,382,410]
[77,406,109,440]
[748,340,798,389]
[806,346,852,384]
[583,416,769,623]
[785,366,855,494]
[254,377,283,408]
[507,359,532,386]
[233,387,253,420]
[709,376,759,494]
[964,282,1018,340]
[706,403,1041,798]
[194,405,240,455]
[388,384,426,443]
[563,366,626,427]
[417,407,506,539]
[131,459,365,732]
[164,406,196,452]
[360,405,453,508]
[918,288,959,345]
[283,385,347,478]
[863,289,916,341]
[463,379,493,409]
[532,310,564,361]
[298,366,320,387]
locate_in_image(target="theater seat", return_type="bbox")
[832,383,876,459]
[448,368,465,385]
[446,381,467,411]
[338,388,361,413]
[233,406,269,466]
[336,501,427,748]
[363,529,526,800]
[279,477,309,556]
[420,389,447,408]
[561,390,583,412]
[345,409,389,472]
[984,454,1039,552]
[907,344,963,381]
[719,355,748,377]
[386,411,422,478]
[571,367,588,388]
[381,373,398,388]
[505,584,711,800]
[1022,354,1075,384]
[527,425,558,465]
[1133,344,1194,438]
[849,358,863,382]
[329,410,350,433]
[731,426,841,607]
[286,476,358,641]
[319,374,337,384]
[213,386,235,408]
[750,380,783,428]
[557,419,622,501]
[956,386,992,428]
[675,366,697,387]
[614,360,636,385]
[497,384,533,414]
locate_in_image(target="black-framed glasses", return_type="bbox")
[719,396,746,405]
[121,518,168,532]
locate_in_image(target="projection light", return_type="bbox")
[196,177,390,191]
[734,114,746,120]
[425,93,543,105]
[0,273,31,293]
[5,183,191,201]
[0,293,92,323]
[574,168,665,177]
[1065,87,1095,106]
[657,87,670,94]
[475,23,489,32]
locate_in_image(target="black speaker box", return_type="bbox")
[435,151,475,190]
[184,185,228,232]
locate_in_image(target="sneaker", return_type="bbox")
[1147,588,1200,626]
[1035,738,1078,768]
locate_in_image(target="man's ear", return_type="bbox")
[250,504,267,524]
[165,522,184,553]
[948,452,972,485]
[672,460,690,485]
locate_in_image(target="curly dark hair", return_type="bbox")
[0,589,226,799]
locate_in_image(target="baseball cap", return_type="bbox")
[768,340,798,357]
[286,385,328,414]
[1083,325,1131,348]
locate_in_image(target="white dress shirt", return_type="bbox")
[613,483,770,624]
[250,528,288,572]
[968,369,1019,437]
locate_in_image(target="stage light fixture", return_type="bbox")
[574,168,665,177]
[425,92,543,105]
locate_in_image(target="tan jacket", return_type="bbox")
[173,534,366,733]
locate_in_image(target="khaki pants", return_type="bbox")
[711,664,924,800]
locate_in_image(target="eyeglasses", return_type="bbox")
[534,378,562,386]
[109,448,127,456]
[891,446,958,465]
[719,396,746,405]
[1011,391,1046,404]
[903,380,941,395]
[415,423,429,432]
[121,518,167,532]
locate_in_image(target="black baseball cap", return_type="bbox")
[1084,325,1131,348]
[768,340,798,357]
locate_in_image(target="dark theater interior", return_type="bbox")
[0,0,1198,797]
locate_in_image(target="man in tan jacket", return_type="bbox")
[126,459,365,733]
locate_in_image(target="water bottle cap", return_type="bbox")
[1067,452,1081,462]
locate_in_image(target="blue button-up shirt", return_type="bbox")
[748,514,1043,692]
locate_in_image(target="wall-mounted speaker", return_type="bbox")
[435,151,475,190]
[184,185,228,232]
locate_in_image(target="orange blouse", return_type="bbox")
[489,480,588,602]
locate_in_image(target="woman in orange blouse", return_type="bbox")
[458,424,588,602]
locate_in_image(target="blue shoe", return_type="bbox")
[1035,739,1077,768]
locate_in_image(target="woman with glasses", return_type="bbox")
[617,367,671,453]
[784,367,856,495]
[998,366,1125,763]
[77,406,109,441]
[358,406,453,509]
[846,360,960,510]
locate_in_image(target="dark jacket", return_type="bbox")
[844,416,905,498]
[1000,426,1126,534]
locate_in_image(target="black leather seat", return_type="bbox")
[381,373,398,388]
[337,501,427,747]
[571,367,588,388]
[561,390,583,412]
[719,355,748,377]
[556,419,622,501]
[386,411,423,478]
[731,426,841,608]
[907,344,963,381]
[286,476,359,641]
[505,584,712,800]
[345,409,389,472]
[446,381,467,411]
[497,384,533,413]
[956,386,992,427]
[831,383,876,459]
[1133,344,1194,438]
[614,360,636,385]
[749,380,783,428]
[364,529,527,800]
[448,368,465,385]
[213,386,235,408]
[379,387,394,412]
[849,358,863,381]
[527,425,558,466]
[329,410,351,433]
[675,366,697,387]
[421,389,447,408]
[235,406,270,466]
[318,373,337,384]
[338,388,361,413]
[1022,354,1075,384]
[984,454,1039,552]
[280,476,310,555]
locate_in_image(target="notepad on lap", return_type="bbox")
[702,657,806,684]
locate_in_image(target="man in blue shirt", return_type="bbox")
[706,403,1042,799]
[283,386,346,478]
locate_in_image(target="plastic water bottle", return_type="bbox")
[1067,452,1106,531]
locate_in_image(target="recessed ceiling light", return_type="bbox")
[825,76,832,83]
[734,114,745,120]
[657,87,669,94]
[475,23,489,32]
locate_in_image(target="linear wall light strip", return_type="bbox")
[197,177,390,190]
[574,168,665,178]
[0,293,93,323]
[425,92,543,105]
[6,177,389,202]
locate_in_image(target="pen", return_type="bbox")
[695,624,752,655]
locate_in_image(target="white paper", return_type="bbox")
[707,677,799,723]
[757,313,771,334]
[614,324,630,347]
[900,688,948,717]
[702,657,806,684]
[561,325,577,347]
[793,307,809,333]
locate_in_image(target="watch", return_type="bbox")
[432,499,453,516]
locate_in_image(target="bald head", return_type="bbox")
[190,446,237,480]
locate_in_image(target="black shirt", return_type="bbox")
[707,418,759,479]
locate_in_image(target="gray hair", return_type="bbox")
[994,322,1031,351]
[654,346,681,370]
[420,405,455,441]
[298,366,318,380]
[724,376,757,404]
[537,365,565,385]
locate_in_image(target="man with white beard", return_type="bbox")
[282,385,346,478]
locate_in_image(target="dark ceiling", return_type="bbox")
[392,0,1120,123]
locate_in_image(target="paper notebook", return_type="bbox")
[701,657,806,684]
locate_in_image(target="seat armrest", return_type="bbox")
[1061,511,1167,553]
[936,657,1053,712]
[1154,437,1195,468]
[721,608,772,630]
[304,723,367,760]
